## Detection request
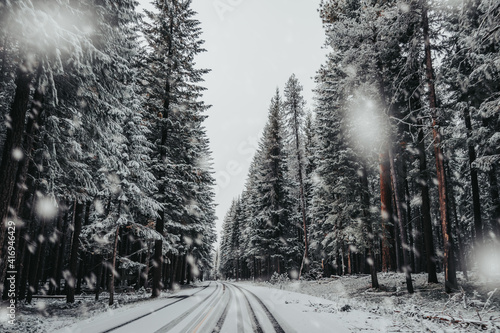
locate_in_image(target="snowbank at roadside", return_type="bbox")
[245,272,500,332]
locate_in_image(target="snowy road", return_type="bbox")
[55,281,391,333]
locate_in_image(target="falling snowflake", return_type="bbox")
[36,197,58,219]
[12,148,24,161]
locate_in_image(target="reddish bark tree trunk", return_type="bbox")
[422,0,457,292]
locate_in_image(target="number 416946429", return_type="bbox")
[7,221,16,270]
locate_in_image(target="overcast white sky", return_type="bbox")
[139,0,327,246]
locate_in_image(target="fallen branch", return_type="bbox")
[482,288,497,312]
[421,313,498,330]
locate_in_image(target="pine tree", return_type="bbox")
[283,74,310,276]
[310,52,363,277]
[254,90,291,276]
[144,0,215,294]
[219,199,238,278]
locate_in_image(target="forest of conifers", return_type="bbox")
[218,0,500,294]
[0,0,499,307]
[0,0,217,304]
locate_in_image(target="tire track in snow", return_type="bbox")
[102,282,212,333]
[226,283,245,333]
[211,284,232,333]
[181,281,226,332]
[154,282,220,333]
[228,283,285,333]
[229,283,263,333]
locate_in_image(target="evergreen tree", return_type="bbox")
[283,74,310,276]
[144,0,215,295]
[253,90,293,276]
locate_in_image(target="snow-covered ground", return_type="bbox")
[0,288,177,333]
[250,272,500,332]
[1,273,498,332]
[234,282,393,332]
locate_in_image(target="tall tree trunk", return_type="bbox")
[380,152,396,272]
[95,254,103,301]
[446,161,468,280]
[76,255,84,294]
[295,129,309,277]
[162,255,169,288]
[422,0,457,292]
[26,218,46,303]
[181,254,187,284]
[417,124,438,283]
[137,251,143,289]
[56,210,70,295]
[171,254,179,289]
[463,107,483,243]
[66,202,84,303]
[109,226,119,306]
[415,207,425,273]
[347,248,352,275]
[143,241,151,289]
[186,253,192,285]
[49,211,64,295]
[10,71,44,218]
[488,168,500,238]
[389,148,414,294]
[152,210,164,297]
[18,240,31,301]
[360,165,379,288]
[0,63,34,262]
[404,163,415,272]
[18,197,38,300]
